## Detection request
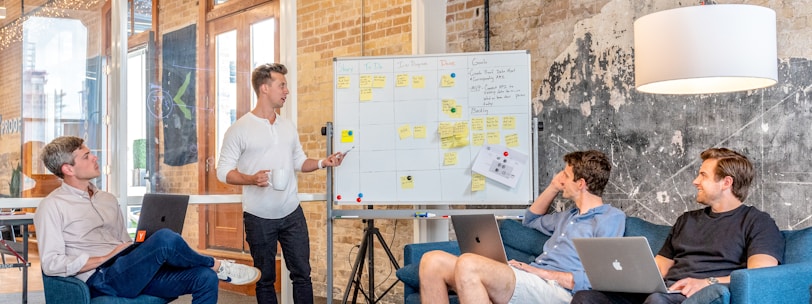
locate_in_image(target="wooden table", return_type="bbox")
[0,213,34,304]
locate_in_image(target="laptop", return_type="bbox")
[98,193,190,268]
[451,214,508,263]
[573,237,680,294]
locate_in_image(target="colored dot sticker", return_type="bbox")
[450,73,456,78]
[503,151,509,157]
[337,195,342,200]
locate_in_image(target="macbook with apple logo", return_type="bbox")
[451,214,509,264]
[573,236,681,294]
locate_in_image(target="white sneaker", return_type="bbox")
[217,260,261,285]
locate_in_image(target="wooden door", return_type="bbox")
[200,1,279,251]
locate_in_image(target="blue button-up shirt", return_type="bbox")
[522,204,626,293]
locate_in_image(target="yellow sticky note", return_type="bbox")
[441,75,455,87]
[453,137,470,148]
[414,125,427,139]
[373,75,386,88]
[360,88,373,101]
[449,106,463,118]
[341,130,355,143]
[443,152,458,166]
[359,75,373,88]
[396,74,409,87]
[441,99,455,114]
[487,132,501,144]
[337,76,351,89]
[472,173,486,191]
[412,75,425,88]
[401,176,414,189]
[471,117,485,131]
[472,133,485,146]
[503,116,516,129]
[505,133,519,147]
[454,121,469,138]
[398,124,412,140]
[440,137,455,149]
[438,122,454,138]
[486,116,500,130]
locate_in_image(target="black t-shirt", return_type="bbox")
[658,205,784,284]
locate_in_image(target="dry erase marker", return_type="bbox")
[343,146,355,155]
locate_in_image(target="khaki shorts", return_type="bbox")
[508,267,572,304]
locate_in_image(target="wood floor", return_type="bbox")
[0,240,43,295]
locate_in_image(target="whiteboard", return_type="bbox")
[332,51,534,205]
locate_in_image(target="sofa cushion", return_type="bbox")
[396,263,420,292]
[499,219,549,262]
[782,226,812,264]
[623,217,671,254]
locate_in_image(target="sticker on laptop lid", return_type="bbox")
[135,230,147,243]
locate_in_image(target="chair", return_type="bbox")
[42,273,171,304]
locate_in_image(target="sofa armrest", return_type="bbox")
[403,241,460,266]
[399,241,460,303]
[730,262,812,304]
[42,273,92,304]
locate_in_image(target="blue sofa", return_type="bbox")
[42,273,171,304]
[396,216,812,304]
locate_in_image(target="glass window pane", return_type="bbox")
[129,0,153,36]
[127,49,148,196]
[250,18,275,108]
[215,30,237,168]
[22,16,106,192]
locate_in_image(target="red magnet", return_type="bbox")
[356,197,362,203]
[337,195,342,200]
[503,151,509,157]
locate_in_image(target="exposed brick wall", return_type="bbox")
[297,0,413,302]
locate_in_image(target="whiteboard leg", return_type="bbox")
[414,205,450,242]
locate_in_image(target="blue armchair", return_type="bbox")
[42,273,171,304]
[396,216,812,304]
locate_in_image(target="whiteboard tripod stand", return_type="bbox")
[341,206,401,304]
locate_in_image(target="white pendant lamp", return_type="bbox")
[634,4,777,95]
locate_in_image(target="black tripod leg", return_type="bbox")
[342,230,370,304]
[373,230,401,269]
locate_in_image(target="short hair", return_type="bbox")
[251,63,288,96]
[41,136,85,179]
[563,150,612,196]
[700,147,754,202]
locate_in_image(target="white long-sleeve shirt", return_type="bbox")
[216,112,308,219]
[34,183,131,281]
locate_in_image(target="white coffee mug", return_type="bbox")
[269,168,290,191]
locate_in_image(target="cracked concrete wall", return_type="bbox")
[448,0,812,229]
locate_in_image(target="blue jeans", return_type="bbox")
[244,205,313,304]
[86,229,219,304]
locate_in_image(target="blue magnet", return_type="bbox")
[450,73,456,78]
[348,130,353,136]
[358,193,364,198]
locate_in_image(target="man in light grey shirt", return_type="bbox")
[35,136,260,303]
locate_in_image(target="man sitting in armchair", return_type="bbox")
[419,150,626,304]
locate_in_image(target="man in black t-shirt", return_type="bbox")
[572,148,784,304]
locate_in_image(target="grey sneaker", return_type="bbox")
[217,260,261,285]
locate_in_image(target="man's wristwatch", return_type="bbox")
[706,277,718,285]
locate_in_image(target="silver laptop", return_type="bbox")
[451,214,508,263]
[573,237,680,294]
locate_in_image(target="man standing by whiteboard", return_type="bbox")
[217,63,344,304]
[419,150,626,304]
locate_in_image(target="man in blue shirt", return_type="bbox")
[419,150,626,304]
